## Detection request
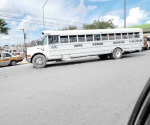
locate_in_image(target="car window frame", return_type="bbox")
[128,78,150,125]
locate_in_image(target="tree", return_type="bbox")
[0,19,9,35]
[83,19,117,29]
[61,26,77,30]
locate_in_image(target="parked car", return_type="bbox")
[128,78,150,125]
[0,51,23,67]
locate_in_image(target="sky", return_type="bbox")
[0,0,150,46]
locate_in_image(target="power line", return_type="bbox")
[0,14,83,29]
[0,8,84,26]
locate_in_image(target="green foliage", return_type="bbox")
[61,20,116,30]
[83,19,117,29]
[62,26,77,30]
[0,19,9,35]
[130,23,150,33]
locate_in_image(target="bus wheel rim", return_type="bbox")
[36,58,43,65]
[116,51,121,57]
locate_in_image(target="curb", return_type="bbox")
[17,59,29,65]
[17,61,29,65]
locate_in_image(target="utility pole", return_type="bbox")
[42,0,49,30]
[124,0,126,28]
[23,23,30,43]
[20,29,27,49]
[20,29,27,60]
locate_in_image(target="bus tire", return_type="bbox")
[112,48,122,59]
[32,55,46,69]
[98,54,108,60]
[10,60,17,66]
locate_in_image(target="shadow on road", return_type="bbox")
[0,51,145,69]
[45,52,145,68]
[122,51,146,59]
[45,58,103,68]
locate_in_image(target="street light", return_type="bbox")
[42,0,49,30]
[124,0,126,28]
[97,11,108,29]
[98,11,108,22]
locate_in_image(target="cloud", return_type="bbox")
[102,15,124,27]
[0,0,12,9]
[0,0,98,46]
[0,0,97,26]
[76,0,97,16]
[146,20,150,24]
[126,7,148,26]
[18,15,39,31]
[97,7,148,28]
[0,35,10,40]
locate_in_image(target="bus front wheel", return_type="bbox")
[32,55,46,69]
[111,48,122,59]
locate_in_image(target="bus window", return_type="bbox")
[116,33,121,39]
[94,34,101,41]
[60,36,68,43]
[128,33,134,38]
[86,35,93,42]
[102,34,108,40]
[69,35,77,43]
[109,34,115,40]
[78,35,85,42]
[48,35,59,44]
[135,32,140,38]
[122,33,128,39]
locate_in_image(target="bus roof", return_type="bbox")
[42,28,143,36]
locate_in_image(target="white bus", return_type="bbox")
[27,28,143,68]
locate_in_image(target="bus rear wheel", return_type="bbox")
[32,55,46,69]
[111,48,122,59]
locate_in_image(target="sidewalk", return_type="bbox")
[17,59,29,65]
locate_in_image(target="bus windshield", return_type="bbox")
[36,40,43,45]
[30,40,44,47]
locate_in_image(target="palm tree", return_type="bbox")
[0,19,9,35]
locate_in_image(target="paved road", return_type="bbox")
[0,50,150,125]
